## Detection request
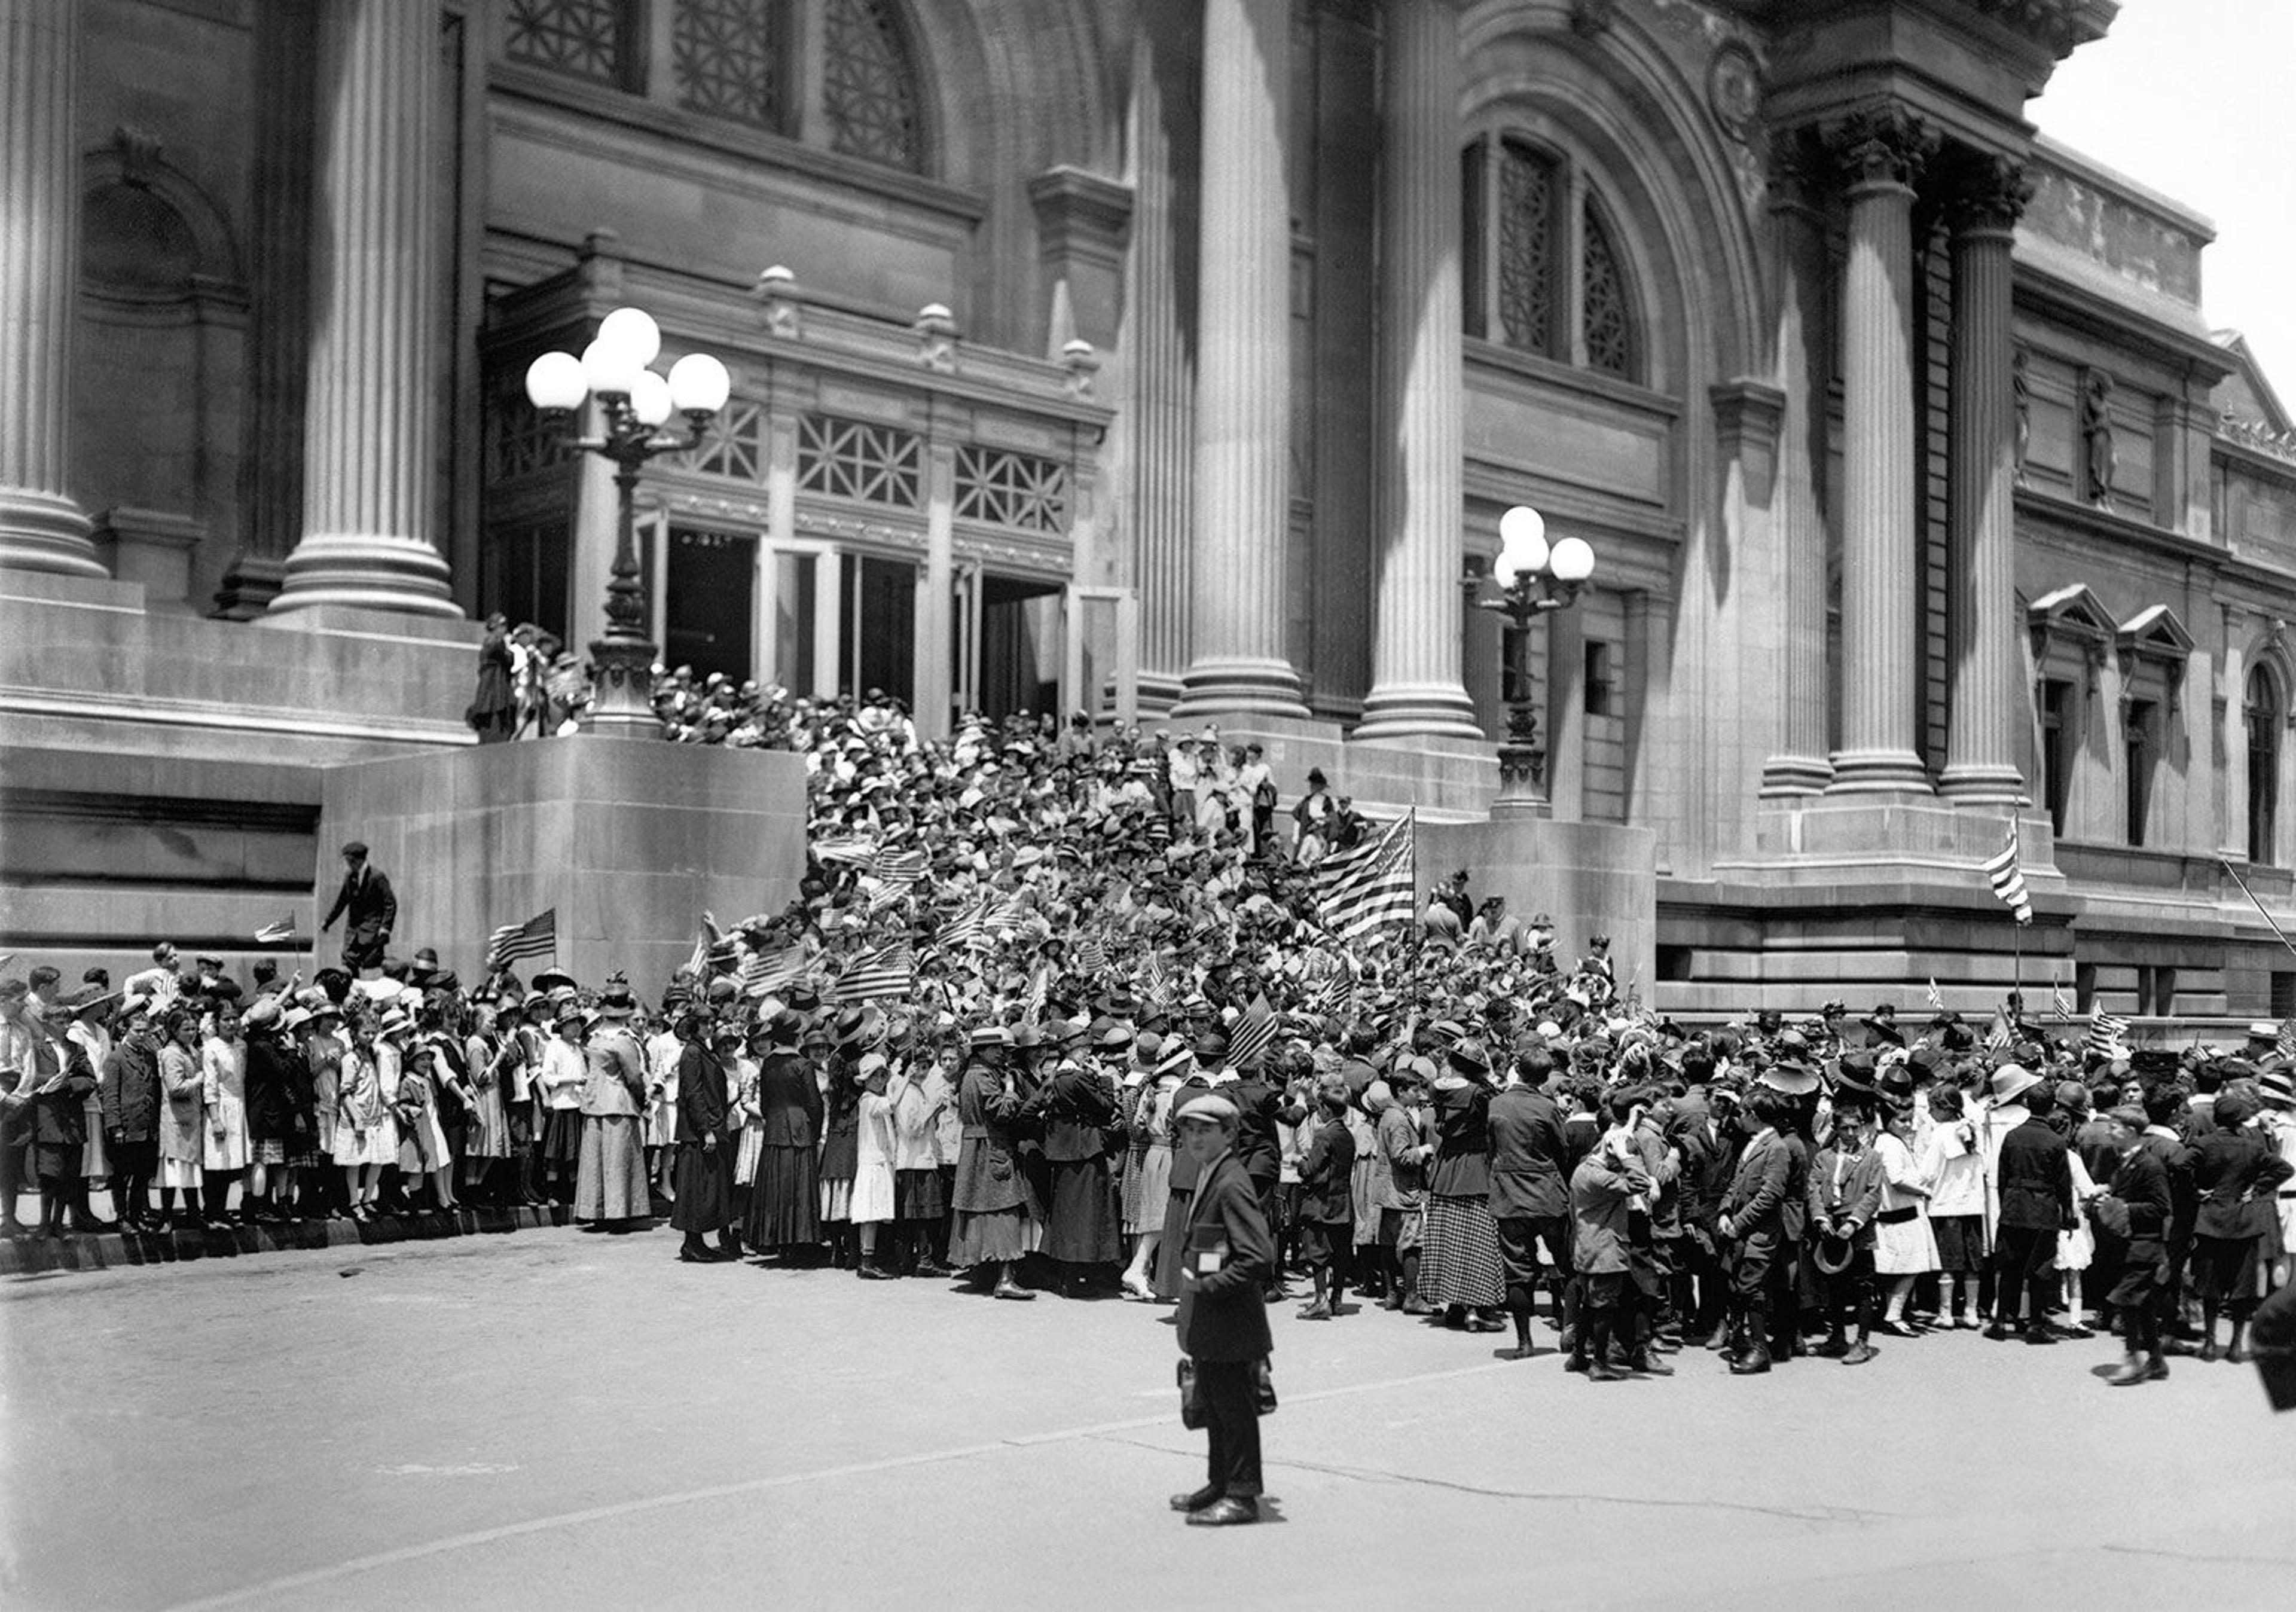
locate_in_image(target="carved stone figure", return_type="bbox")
[2083,370,2116,509]
[2012,347,2031,484]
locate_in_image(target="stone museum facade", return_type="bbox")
[7,0,2296,1020]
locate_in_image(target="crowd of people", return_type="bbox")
[11,693,2296,1427]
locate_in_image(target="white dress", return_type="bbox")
[331,1046,398,1168]
[850,1091,897,1225]
[200,1036,251,1170]
[1871,1131,1940,1275]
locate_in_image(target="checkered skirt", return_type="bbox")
[1419,1192,1504,1308]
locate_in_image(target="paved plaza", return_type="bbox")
[2,1231,2290,1611]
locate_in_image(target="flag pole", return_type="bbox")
[2219,854,2296,961]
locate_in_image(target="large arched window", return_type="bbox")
[500,1,926,173]
[2249,663,2282,865]
[1460,133,1644,383]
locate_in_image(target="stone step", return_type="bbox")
[0,1204,612,1277]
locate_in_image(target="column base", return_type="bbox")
[1352,682,1485,743]
[1760,753,1835,797]
[211,552,289,620]
[1824,748,1934,796]
[1171,657,1308,721]
[0,489,105,579]
[269,534,459,618]
[1938,764,2028,806]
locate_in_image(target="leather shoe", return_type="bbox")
[992,1278,1036,1301]
[1585,1359,1626,1382]
[1626,1353,1674,1377]
[1840,1342,1878,1366]
[2199,1339,2222,1363]
[1729,1348,1773,1375]
[1184,1498,1259,1527]
[1169,1486,1220,1513]
[2106,1353,2151,1387]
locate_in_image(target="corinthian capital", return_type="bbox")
[1825,105,1938,191]
[1942,152,2035,233]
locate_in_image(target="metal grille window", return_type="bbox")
[673,0,787,130]
[1581,202,1635,378]
[489,378,571,481]
[954,445,1068,533]
[797,414,921,507]
[503,0,628,86]
[823,0,923,171]
[1495,140,1556,357]
[686,398,766,483]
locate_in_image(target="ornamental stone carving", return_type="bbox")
[1825,106,1937,191]
[1943,152,2033,234]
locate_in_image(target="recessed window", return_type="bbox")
[1584,640,1614,717]
[1461,134,1643,383]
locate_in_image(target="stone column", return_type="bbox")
[269,0,457,617]
[0,0,102,578]
[919,442,957,741]
[1825,108,1935,793]
[1174,0,1305,718]
[2220,607,2251,861]
[1760,139,1832,793]
[1356,0,1479,740]
[1941,153,2030,804]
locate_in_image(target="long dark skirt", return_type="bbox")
[746,1142,819,1249]
[1042,1156,1120,1264]
[539,1107,584,1166]
[1153,1184,1192,1299]
[893,1167,945,1220]
[671,1138,733,1234]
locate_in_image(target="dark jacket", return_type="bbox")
[951,1061,1035,1214]
[99,1035,162,1141]
[321,864,397,950]
[755,1052,822,1147]
[1721,1126,1791,1243]
[1995,1115,2074,1232]
[1224,1074,1293,1187]
[1176,1149,1277,1362]
[675,1040,728,1144]
[1673,1113,1731,1231]
[1428,1077,1492,1198]
[2191,1127,2293,1241]
[1570,1149,1648,1274]
[1297,1113,1356,1225]
[2105,1143,2173,1254]
[243,1033,299,1144]
[32,1045,94,1152]
[1037,1064,1116,1163]
[1485,1085,1568,1220]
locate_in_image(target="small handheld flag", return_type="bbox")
[253,917,297,945]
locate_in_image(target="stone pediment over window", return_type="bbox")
[2028,583,2114,677]
[2117,604,2193,688]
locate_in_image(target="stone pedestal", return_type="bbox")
[318,737,808,988]
[1174,0,1304,718]
[1827,110,1934,795]
[0,0,100,578]
[270,0,457,618]
[91,508,206,610]
[1418,816,1658,996]
[1356,0,1479,740]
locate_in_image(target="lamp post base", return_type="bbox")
[584,633,660,738]
[1492,743,1551,819]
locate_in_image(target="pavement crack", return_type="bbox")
[1086,1435,1886,1525]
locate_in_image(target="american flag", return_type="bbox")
[1983,817,2034,924]
[2277,1020,2296,1060]
[252,916,297,945]
[988,893,1030,935]
[1074,936,1108,975]
[1142,950,1174,1006]
[814,836,877,869]
[1311,971,1351,1017]
[1925,978,1946,1012]
[1228,993,1277,1070]
[486,908,556,969]
[2051,973,2075,1022]
[835,944,914,1003]
[938,896,991,952]
[1317,811,1417,940]
[2086,1012,2130,1057]
[1019,962,1050,1026]
[740,945,808,999]
[863,877,912,915]
[1984,1009,2013,1051]
[872,847,927,886]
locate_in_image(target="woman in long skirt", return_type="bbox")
[461,1005,514,1204]
[745,1024,823,1257]
[817,1049,862,1267]
[536,1010,588,1204]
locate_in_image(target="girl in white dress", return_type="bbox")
[332,1025,394,1220]
[1871,1103,1939,1335]
[201,1005,250,1222]
[850,1055,898,1278]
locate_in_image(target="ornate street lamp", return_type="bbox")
[1474,503,1595,815]
[523,307,731,737]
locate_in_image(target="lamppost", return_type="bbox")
[523,307,731,737]
[1475,503,1595,816]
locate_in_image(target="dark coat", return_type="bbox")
[1296,1114,1356,1224]
[321,864,397,952]
[1165,1074,1216,1192]
[99,1036,162,1141]
[2138,1129,2199,1240]
[1570,1150,1648,1274]
[1427,1077,1492,1199]
[1721,1126,1791,1243]
[755,1052,822,1147]
[951,1061,1034,1214]
[1485,1085,1568,1220]
[1223,1074,1291,1187]
[2105,1143,2173,1256]
[1995,1115,2074,1232]
[1673,1114,1730,1231]
[32,1045,94,1151]
[243,1033,298,1144]
[2191,1127,2293,1241]
[1176,1150,1277,1362]
[1037,1064,1116,1163]
[675,1040,728,1143]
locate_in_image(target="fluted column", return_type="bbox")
[1357,0,1478,741]
[1760,138,1833,793]
[0,0,102,578]
[1941,153,2031,804]
[268,0,457,617]
[1174,0,1305,717]
[1826,108,1935,793]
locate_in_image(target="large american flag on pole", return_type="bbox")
[1983,816,2034,924]
[1316,810,1418,940]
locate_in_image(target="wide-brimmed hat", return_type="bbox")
[1757,1060,1821,1097]
[2259,1070,2296,1109]
[594,973,638,1018]
[1988,1063,2042,1105]
[1812,1229,1858,1277]
[530,967,576,994]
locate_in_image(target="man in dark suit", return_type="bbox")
[1221,1039,1301,1299]
[671,1015,736,1263]
[2099,1103,2173,1385]
[1487,1045,1573,1360]
[320,841,396,974]
[1717,1090,1794,1375]
[1989,1071,2075,1344]
[1171,1094,1277,1528]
